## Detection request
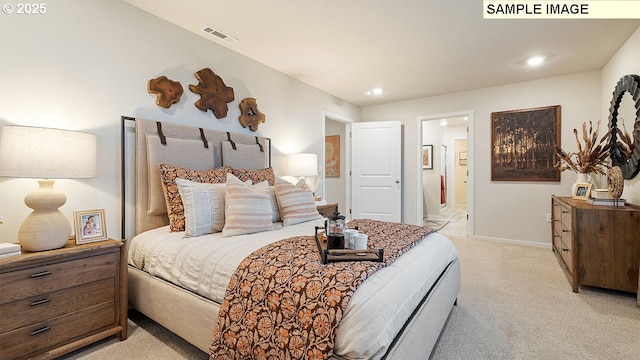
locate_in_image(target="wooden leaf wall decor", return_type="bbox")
[188,68,235,119]
[238,98,266,131]
[147,76,184,108]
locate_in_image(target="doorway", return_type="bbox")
[323,112,352,215]
[418,111,474,236]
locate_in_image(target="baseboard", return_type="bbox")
[470,235,552,249]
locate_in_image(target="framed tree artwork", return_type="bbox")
[491,105,561,181]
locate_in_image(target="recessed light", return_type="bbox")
[527,56,545,66]
[364,87,384,96]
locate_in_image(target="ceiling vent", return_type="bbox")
[201,25,238,44]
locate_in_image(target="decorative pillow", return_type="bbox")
[231,167,275,186]
[175,179,226,237]
[274,177,323,226]
[268,186,281,223]
[222,173,274,237]
[296,178,312,192]
[146,134,215,216]
[159,164,232,232]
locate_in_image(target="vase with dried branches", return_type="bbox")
[554,120,611,194]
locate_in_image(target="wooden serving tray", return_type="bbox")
[314,226,383,264]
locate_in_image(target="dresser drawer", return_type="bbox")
[0,252,117,304]
[560,207,572,230]
[0,278,115,333]
[560,240,572,271]
[0,301,115,360]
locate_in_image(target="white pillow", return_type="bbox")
[222,173,274,237]
[175,178,226,237]
[268,186,281,223]
[274,177,323,226]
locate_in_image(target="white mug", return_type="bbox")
[354,233,368,250]
[344,229,359,249]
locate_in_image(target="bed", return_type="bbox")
[122,117,460,359]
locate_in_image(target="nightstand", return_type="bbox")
[0,239,127,360]
[317,202,339,218]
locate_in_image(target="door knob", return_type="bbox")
[395,179,400,184]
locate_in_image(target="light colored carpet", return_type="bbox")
[423,219,450,231]
[61,236,640,360]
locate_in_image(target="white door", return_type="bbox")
[351,121,402,222]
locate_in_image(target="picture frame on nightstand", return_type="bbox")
[74,209,108,244]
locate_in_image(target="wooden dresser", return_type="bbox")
[0,239,127,360]
[551,196,640,293]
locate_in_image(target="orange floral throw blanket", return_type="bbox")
[209,219,435,360]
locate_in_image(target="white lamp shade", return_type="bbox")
[286,153,318,176]
[0,125,96,179]
[0,125,97,251]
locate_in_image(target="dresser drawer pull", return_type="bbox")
[562,210,569,214]
[30,326,51,336]
[31,270,52,278]
[30,298,51,306]
[562,229,569,232]
[562,248,569,252]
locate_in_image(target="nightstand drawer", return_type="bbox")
[0,301,115,360]
[0,278,115,333]
[0,252,117,304]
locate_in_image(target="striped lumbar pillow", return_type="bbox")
[275,177,323,226]
[222,173,274,237]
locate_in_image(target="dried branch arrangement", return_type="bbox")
[554,120,611,175]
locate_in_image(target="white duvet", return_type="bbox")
[128,219,458,359]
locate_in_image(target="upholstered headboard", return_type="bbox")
[122,117,271,239]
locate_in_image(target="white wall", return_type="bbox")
[0,0,360,242]
[601,27,640,205]
[363,71,602,246]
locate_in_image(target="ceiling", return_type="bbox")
[123,0,640,107]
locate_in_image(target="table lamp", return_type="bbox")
[286,153,319,196]
[0,125,97,251]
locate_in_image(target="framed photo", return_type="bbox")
[74,209,107,244]
[459,151,467,165]
[325,135,340,178]
[572,183,593,200]
[422,145,433,169]
[491,105,561,182]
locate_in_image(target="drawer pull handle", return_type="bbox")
[30,326,51,336]
[562,210,569,214]
[562,248,569,252]
[31,270,52,278]
[30,298,51,307]
[562,229,569,233]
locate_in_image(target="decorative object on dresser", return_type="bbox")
[188,68,235,119]
[571,182,592,200]
[0,126,97,252]
[0,243,21,259]
[73,209,108,244]
[238,97,266,131]
[607,74,639,180]
[316,202,338,218]
[491,105,561,181]
[147,75,184,108]
[607,165,624,199]
[551,196,640,294]
[0,238,127,359]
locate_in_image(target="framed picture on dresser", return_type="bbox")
[74,209,108,244]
